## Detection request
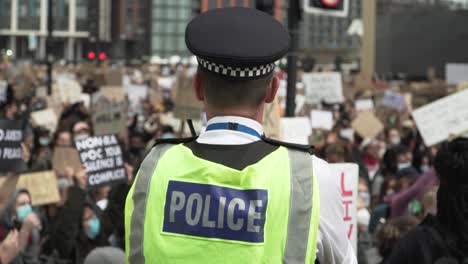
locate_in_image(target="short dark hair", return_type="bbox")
[198,67,272,110]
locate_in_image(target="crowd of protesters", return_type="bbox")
[0,60,465,264]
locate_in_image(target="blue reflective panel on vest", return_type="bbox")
[163,181,268,243]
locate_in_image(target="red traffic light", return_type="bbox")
[321,0,340,8]
[87,51,96,60]
[98,52,107,61]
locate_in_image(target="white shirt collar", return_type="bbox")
[197,116,263,145]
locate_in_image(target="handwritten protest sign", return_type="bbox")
[329,163,359,253]
[310,110,334,131]
[263,99,281,139]
[0,120,24,173]
[0,80,7,103]
[351,111,384,139]
[412,89,468,146]
[93,100,127,136]
[31,109,58,132]
[126,84,148,113]
[17,171,60,206]
[52,147,83,176]
[53,78,82,104]
[100,86,125,102]
[302,72,344,104]
[173,73,203,120]
[280,117,311,145]
[381,91,406,112]
[355,99,374,112]
[446,63,468,85]
[75,135,127,188]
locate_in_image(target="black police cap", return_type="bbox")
[185,7,290,80]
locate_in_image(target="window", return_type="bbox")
[17,0,40,30]
[0,0,12,29]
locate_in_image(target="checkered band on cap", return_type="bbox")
[197,57,276,79]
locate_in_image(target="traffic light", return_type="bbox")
[304,0,348,17]
[98,52,107,61]
[87,51,96,60]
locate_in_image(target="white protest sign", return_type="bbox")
[412,89,468,146]
[0,81,7,103]
[446,63,468,85]
[53,78,82,104]
[310,110,334,131]
[329,163,359,253]
[381,91,406,112]
[302,72,344,104]
[355,99,374,112]
[280,117,311,145]
[31,109,58,132]
[126,84,148,112]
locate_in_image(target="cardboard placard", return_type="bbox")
[351,111,384,139]
[75,135,127,188]
[303,72,344,104]
[99,86,125,102]
[382,91,406,112]
[0,175,19,211]
[52,147,82,176]
[412,89,468,146]
[280,117,311,145]
[105,69,123,86]
[0,120,24,173]
[263,99,281,140]
[31,109,58,132]
[93,101,127,136]
[310,110,334,131]
[330,163,359,253]
[17,171,60,206]
[173,74,203,120]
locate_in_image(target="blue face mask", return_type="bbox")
[86,217,100,240]
[17,204,33,222]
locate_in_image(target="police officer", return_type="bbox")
[125,7,356,264]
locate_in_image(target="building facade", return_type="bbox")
[0,0,91,61]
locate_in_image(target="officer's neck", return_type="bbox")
[206,105,264,124]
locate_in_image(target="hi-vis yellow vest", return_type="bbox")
[125,143,320,264]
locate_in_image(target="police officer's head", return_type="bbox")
[186,7,289,119]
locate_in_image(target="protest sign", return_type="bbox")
[0,120,24,173]
[355,99,374,112]
[381,91,406,112]
[263,99,281,140]
[329,163,359,253]
[351,111,384,139]
[173,73,203,120]
[0,80,7,103]
[31,109,58,132]
[126,84,148,112]
[53,78,82,104]
[302,72,344,104]
[17,171,60,206]
[412,89,468,146]
[280,117,311,145]
[52,147,82,176]
[100,86,125,102]
[105,69,123,86]
[35,86,47,98]
[93,100,127,136]
[446,63,468,85]
[310,110,334,131]
[75,135,127,188]
[0,175,19,211]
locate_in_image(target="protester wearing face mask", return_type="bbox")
[72,121,91,142]
[386,128,402,147]
[30,128,53,171]
[48,167,109,263]
[0,189,42,264]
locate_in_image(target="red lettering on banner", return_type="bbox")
[347,224,354,239]
[342,200,352,221]
[341,172,353,197]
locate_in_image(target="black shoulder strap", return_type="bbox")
[154,136,198,146]
[261,136,314,155]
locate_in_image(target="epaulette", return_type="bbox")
[261,136,315,155]
[154,136,198,146]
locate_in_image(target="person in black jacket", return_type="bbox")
[386,138,468,264]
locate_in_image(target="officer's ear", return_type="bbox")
[264,75,279,104]
[194,72,205,102]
